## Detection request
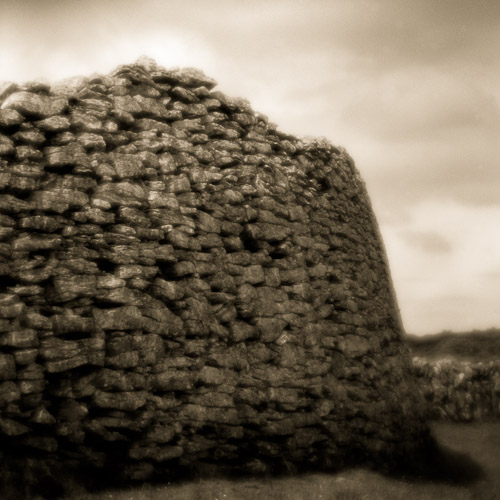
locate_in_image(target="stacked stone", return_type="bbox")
[0,59,428,483]
[413,358,500,421]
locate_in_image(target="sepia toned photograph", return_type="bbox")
[0,1,499,498]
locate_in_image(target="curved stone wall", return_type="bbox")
[0,59,429,487]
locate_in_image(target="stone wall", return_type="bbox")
[413,358,500,421]
[0,59,429,490]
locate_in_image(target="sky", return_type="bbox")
[1,0,499,335]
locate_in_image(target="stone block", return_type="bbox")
[0,194,31,213]
[0,418,30,436]
[198,366,225,386]
[112,153,143,179]
[197,211,221,233]
[12,234,62,252]
[154,371,193,391]
[18,215,63,232]
[242,265,265,284]
[13,348,39,365]
[93,390,147,412]
[106,351,140,369]
[129,444,183,462]
[0,329,38,348]
[255,318,287,343]
[44,142,87,167]
[151,278,184,301]
[0,381,20,406]
[0,302,24,319]
[32,188,89,213]
[36,115,71,131]
[45,355,89,373]
[1,91,68,118]
[0,108,24,127]
[93,306,145,330]
[51,275,96,302]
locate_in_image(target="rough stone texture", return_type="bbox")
[413,357,500,421]
[0,58,429,485]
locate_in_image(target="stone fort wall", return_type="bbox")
[0,59,429,487]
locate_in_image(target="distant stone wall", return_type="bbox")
[413,358,500,421]
[0,59,429,488]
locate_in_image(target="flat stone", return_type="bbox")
[93,390,147,412]
[0,302,24,318]
[255,317,287,343]
[97,275,126,289]
[13,348,39,365]
[197,366,225,386]
[242,265,265,284]
[51,275,96,302]
[31,407,56,425]
[77,132,106,150]
[0,134,14,155]
[112,153,143,179]
[13,128,45,145]
[0,81,19,102]
[44,142,87,167]
[0,194,31,213]
[129,444,183,462]
[152,67,217,90]
[133,95,169,119]
[0,329,38,348]
[114,95,143,114]
[1,91,68,117]
[6,174,37,193]
[166,174,190,194]
[229,321,257,342]
[45,355,89,373]
[57,399,89,421]
[106,351,140,369]
[70,112,103,132]
[12,234,62,252]
[93,306,145,330]
[92,182,147,207]
[35,115,71,131]
[0,109,24,127]
[151,278,185,301]
[0,354,16,380]
[15,145,43,161]
[51,314,94,334]
[96,286,136,305]
[145,425,176,443]
[0,381,20,405]
[0,418,30,436]
[22,312,52,330]
[154,371,193,391]
[197,211,221,233]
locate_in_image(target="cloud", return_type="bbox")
[382,200,500,333]
[333,64,500,213]
[341,69,500,140]
[398,231,453,254]
[1,0,499,335]
[401,293,500,335]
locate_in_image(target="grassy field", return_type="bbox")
[406,328,500,362]
[64,421,500,500]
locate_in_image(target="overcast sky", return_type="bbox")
[1,0,499,335]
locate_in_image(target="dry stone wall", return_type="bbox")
[0,59,429,486]
[413,358,500,421]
